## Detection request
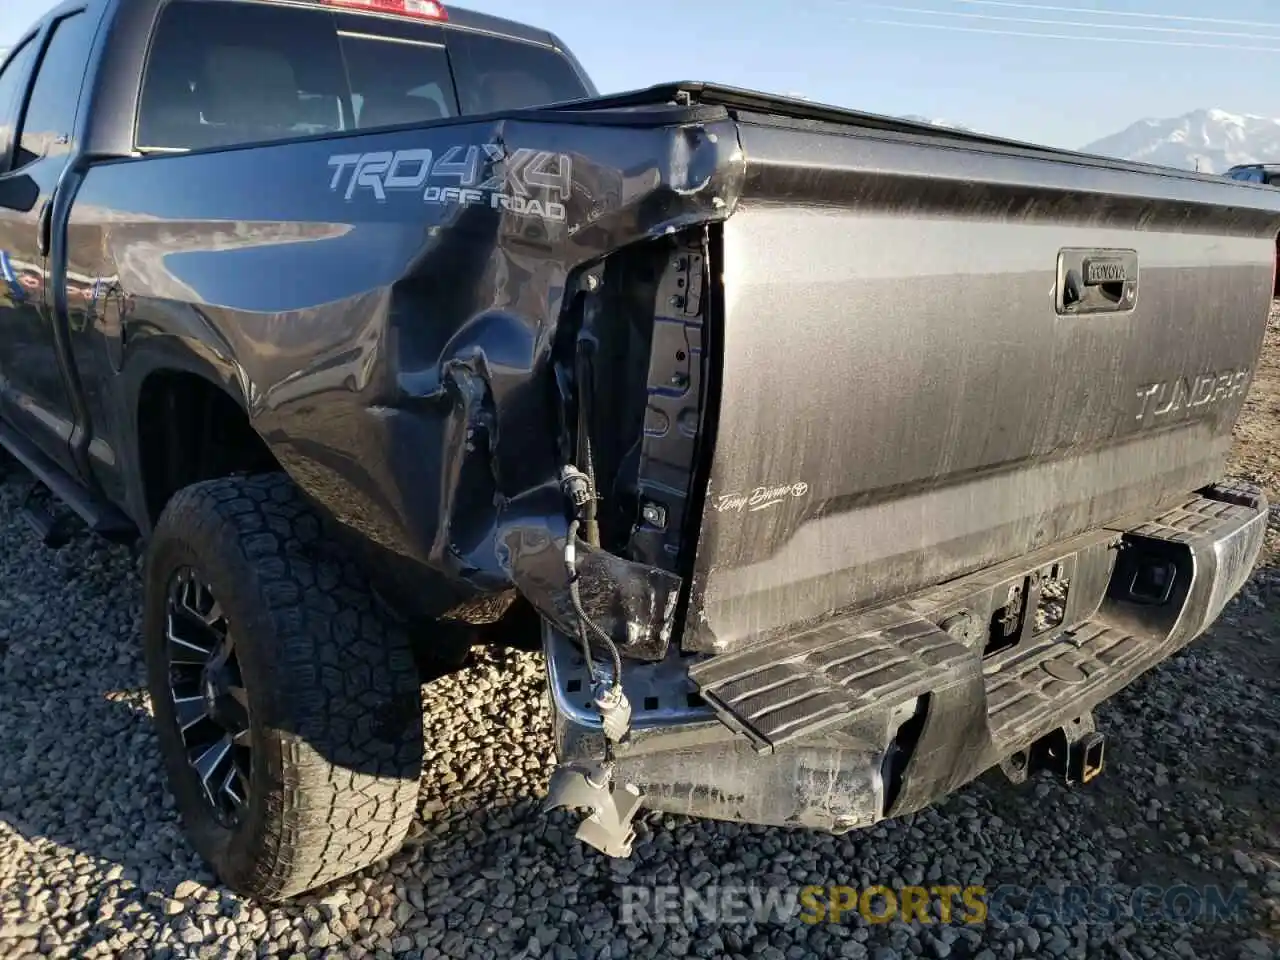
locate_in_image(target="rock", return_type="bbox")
[1046,935,1071,956]
[1232,851,1258,875]
[318,891,348,913]
[308,927,332,950]
[1237,940,1275,960]
[1019,927,1042,953]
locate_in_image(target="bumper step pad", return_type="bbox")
[689,612,973,752]
[690,486,1267,756]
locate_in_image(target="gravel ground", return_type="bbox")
[2,312,1280,959]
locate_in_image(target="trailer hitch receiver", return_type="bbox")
[1001,715,1106,787]
[1071,731,1106,784]
[1034,723,1106,785]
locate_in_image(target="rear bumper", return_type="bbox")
[545,483,1267,832]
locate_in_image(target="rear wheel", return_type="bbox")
[143,473,423,901]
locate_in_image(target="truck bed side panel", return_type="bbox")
[62,110,740,624]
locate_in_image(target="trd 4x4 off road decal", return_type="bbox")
[327,145,573,222]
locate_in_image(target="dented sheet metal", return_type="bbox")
[498,522,682,662]
[70,103,744,648]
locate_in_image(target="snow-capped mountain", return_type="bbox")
[1080,109,1280,174]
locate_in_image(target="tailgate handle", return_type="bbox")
[1056,248,1138,315]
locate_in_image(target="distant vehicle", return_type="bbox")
[2,0,1280,904]
[1226,163,1280,186]
[1225,166,1280,293]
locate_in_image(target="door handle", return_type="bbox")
[37,199,52,258]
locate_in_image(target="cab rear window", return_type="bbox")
[136,0,590,152]
[447,29,589,114]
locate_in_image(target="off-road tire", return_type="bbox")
[143,473,423,901]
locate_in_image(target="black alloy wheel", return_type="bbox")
[164,568,252,826]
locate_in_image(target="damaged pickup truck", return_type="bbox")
[2,0,1278,901]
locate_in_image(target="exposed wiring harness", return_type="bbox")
[536,278,642,859]
[560,465,632,763]
[560,470,623,692]
[560,322,632,758]
[574,341,601,546]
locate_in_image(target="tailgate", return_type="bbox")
[682,109,1280,654]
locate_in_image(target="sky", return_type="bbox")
[2,0,1278,148]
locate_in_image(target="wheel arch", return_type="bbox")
[120,335,278,530]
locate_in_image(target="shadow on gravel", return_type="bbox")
[967,544,1280,958]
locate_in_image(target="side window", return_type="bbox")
[13,13,96,171]
[137,0,348,151]
[0,41,37,170]
[446,30,590,115]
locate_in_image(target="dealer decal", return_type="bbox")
[327,145,572,222]
[714,481,810,513]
